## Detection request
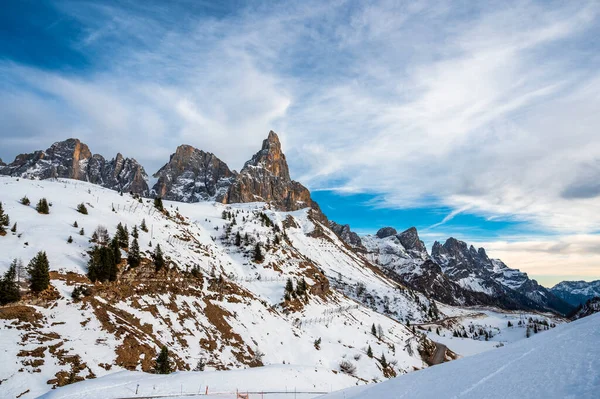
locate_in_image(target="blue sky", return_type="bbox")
[1,0,600,286]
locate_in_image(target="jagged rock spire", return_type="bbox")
[224,130,323,216]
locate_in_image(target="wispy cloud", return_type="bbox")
[1,1,599,283]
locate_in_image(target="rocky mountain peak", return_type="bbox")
[152,144,236,202]
[224,131,323,217]
[0,138,149,195]
[397,227,428,256]
[376,227,397,239]
[0,158,6,167]
[242,130,291,181]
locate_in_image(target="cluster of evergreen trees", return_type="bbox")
[36,198,50,214]
[283,277,308,301]
[0,252,51,305]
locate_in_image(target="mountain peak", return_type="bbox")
[376,227,397,238]
[224,131,322,215]
[0,138,148,195]
[152,144,235,202]
[242,130,290,181]
[397,227,428,255]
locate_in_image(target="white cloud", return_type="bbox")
[1,0,599,281]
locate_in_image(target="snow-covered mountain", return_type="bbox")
[0,131,575,398]
[431,238,572,314]
[0,139,149,195]
[551,280,600,307]
[322,313,600,399]
[0,177,441,397]
[329,224,572,314]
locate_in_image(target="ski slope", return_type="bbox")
[322,313,600,399]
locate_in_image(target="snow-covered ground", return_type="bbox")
[0,177,568,399]
[39,365,356,399]
[421,305,564,356]
[0,177,434,398]
[322,313,600,399]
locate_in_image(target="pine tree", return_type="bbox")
[0,260,21,305]
[154,197,164,211]
[253,243,264,262]
[131,225,138,239]
[20,196,30,206]
[0,202,7,234]
[285,278,294,293]
[154,244,165,272]
[367,345,373,358]
[380,353,388,368]
[67,235,73,243]
[77,203,88,215]
[235,231,241,246]
[128,237,141,268]
[111,236,121,265]
[0,204,9,227]
[371,323,377,336]
[87,245,117,283]
[73,221,78,228]
[116,223,129,248]
[11,222,17,233]
[154,346,172,374]
[140,219,148,232]
[79,227,85,236]
[28,251,50,293]
[36,198,49,214]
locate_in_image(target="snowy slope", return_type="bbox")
[0,176,440,398]
[39,365,356,399]
[322,313,600,399]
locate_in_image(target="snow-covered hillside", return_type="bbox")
[322,313,600,399]
[0,176,445,398]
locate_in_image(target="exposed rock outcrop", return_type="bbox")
[223,131,324,219]
[0,139,149,195]
[329,221,365,250]
[376,227,397,239]
[152,145,236,202]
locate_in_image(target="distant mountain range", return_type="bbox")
[330,223,573,315]
[551,280,600,307]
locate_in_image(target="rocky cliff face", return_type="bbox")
[152,145,236,202]
[551,280,600,307]
[0,158,6,167]
[224,131,323,218]
[0,139,149,195]
[329,221,365,250]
